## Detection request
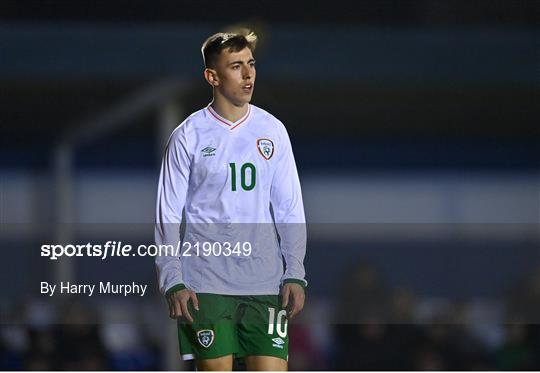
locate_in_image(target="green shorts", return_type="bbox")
[177,293,288,361]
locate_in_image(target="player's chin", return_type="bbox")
[240,88,254,98]
[235,94,253,105]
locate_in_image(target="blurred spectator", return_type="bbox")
[23,329,56,370]
[54,301,109,370]
[333,260,408,370]
[288,323,322,371]
[0,327,25,370]
[413,322,489,370]
[506,266,540,322]
[332,259,496,370]
[495,323,538,370]
[499,266,540,370]
[102,324,160,370]
[335,260,390,325]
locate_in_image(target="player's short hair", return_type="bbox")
[201,29,258,68]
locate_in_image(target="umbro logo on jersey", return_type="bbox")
[272,337,285,349]
[257,138,274,160]
[201,146,216,157]
[197,329,214,348]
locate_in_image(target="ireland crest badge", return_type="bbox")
[197,329,214,348]
[257,138,274,160]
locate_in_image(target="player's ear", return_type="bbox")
[204,68,219,87]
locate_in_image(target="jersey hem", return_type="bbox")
[185,287,280,296]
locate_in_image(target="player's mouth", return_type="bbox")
[242,83,253,93]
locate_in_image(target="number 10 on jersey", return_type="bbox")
[229,162,256,191]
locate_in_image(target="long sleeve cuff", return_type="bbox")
[165,283,186,298]
[282,278,307,288]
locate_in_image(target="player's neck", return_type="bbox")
[209,97,249,123]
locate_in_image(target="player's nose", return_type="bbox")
[242,66,251,80]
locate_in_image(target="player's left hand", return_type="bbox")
[281,283,305,320]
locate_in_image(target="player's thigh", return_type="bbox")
[245,355,287,371]
[196,354,234,371]
[178,293,238,361]
[237,295,289,362]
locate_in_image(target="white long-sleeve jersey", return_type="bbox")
[155,104,307,295]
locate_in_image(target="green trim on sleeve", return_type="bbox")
[283,278,307,288]
[165,283,186,298]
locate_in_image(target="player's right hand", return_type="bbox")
[167,288,199,322]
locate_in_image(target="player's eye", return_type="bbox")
[232,65,240,70]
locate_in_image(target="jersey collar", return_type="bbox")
[206,104,251,131]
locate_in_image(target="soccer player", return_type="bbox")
[154,29,307,371]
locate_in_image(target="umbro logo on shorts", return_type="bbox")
[272,337,284,349]
[197,329,215,348]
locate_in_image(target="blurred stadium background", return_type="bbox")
[1,0,539,370]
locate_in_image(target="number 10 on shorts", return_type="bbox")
[267,307,288,337]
